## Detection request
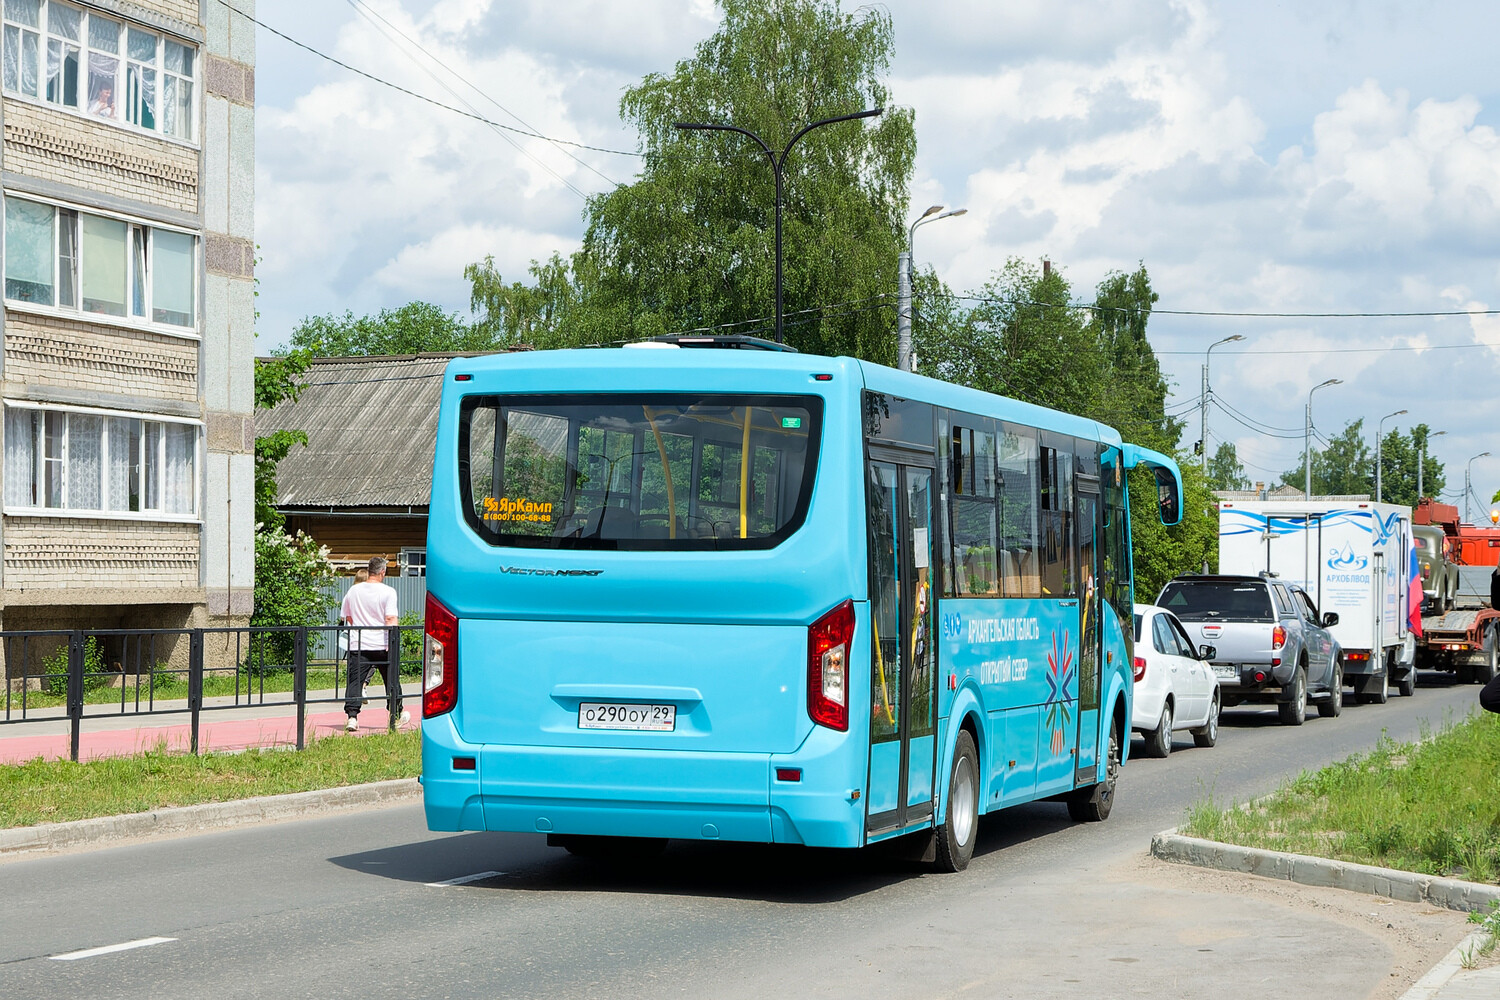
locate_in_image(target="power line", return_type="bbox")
[342,0,619,193]
[216,0,640,160]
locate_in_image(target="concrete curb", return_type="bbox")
[1151,828,1500,912]
[1398,930,1491,1000]
[0,777,422,856]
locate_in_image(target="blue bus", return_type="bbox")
[420,342,1183,870]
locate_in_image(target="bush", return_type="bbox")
[399,610,423,677]
[41,637,107,696]
[249,525,336,672]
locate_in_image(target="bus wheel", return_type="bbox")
[1068,718,1120,823]
[934,730,979,873]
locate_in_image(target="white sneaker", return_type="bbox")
[398,710,411,725]
[345,716,358,733]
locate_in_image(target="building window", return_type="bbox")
[3,196,197,330]
[400,548,426,577]
[3,406,197,517]
[2,0,195,142]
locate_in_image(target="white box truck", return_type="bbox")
[1218,499,1417,699]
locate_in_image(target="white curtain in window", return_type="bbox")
[4,197,55,305]
[152,230,193,326]
[142,420,161,510]
[80,213,126,316]
[67,413,102,509]
[106,416,132,511]
[164,422,194,514]
[4,408,36,507]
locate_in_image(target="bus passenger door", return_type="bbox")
[1074,478,1103,785]
[865,457,938,836]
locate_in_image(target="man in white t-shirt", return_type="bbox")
[341,556,406,732]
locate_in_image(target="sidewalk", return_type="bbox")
[0,683,421,764]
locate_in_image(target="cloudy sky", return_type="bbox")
[252,0,1500,505]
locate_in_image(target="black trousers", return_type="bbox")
[344,649,401,718]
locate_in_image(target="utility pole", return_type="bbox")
[676,108,882,344]
[898,205,965,371]
[1305,378,1342,498]
[1202,335,1244,471]
[1375,409,1407,503]
[1419,430,1446,500]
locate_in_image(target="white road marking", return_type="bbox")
[50,937,177,961]
[425,871,503,887]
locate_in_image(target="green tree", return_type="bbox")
[1131,461,1220,598]
[251,349,333,656]
[1284,420,1373,497]
[1374,423,1446,507]
[1206,442,1249,492]
[467,0,916,357]
[289,301,485,356]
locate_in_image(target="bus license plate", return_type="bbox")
[578,703,676,732]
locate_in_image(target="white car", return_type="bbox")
[1131,603,1221,757]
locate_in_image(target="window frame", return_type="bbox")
[1,0,197,145]
[457,392,824,552]
[2,193,200,339]
[3,400,201,522]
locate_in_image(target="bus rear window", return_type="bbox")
[458,394,821,550]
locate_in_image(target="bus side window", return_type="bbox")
[998,423,1040,598]
[948,419,999,597]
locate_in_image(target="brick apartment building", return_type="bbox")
[0,0,255,659]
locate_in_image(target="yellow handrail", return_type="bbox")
[642,406,676,539]
[873,617,895,727]
[738,406,752,538]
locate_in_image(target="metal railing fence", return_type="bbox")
[1,624,424,762]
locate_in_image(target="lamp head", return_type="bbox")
[920,204,943,220]
[943,208,968,219]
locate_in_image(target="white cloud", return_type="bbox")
[252,0,1500,486]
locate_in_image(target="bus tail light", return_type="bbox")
[423,593,458,719]
[1133,656,1147,682]
[1271,625,1286,650]
[808,600,854,731]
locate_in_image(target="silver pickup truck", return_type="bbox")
[1156,575,1344,726]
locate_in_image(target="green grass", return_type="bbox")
[1182,713,1500,883]
[0,730,420,828]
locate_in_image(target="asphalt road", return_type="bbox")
[0,672,1487,1000]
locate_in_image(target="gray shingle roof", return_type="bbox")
[256,354,473,509]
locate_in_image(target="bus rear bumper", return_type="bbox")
[421,714,864,849]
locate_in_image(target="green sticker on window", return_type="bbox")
[782,417,802,428]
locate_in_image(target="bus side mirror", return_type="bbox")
[1154,466,1181,526]
[1322,612,1339,627]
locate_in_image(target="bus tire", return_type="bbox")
[1067,715,1120,823]
[934,730,979,873]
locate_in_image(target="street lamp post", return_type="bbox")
[1201,334,1245,471]
[1304,378,1343,498]
[675,108,883,345]
[1375,408,1407,503]
[1467,452,1491,524]
[1418,430,1445,500]
[898,205,966,371]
